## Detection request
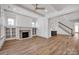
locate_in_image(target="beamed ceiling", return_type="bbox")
[2,4,79,19]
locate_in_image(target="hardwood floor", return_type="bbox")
[0,35,79,55]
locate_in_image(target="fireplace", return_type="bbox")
[22,32,29,38]
[51,31,57,36]
[18,27,32,39]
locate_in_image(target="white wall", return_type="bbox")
[36,18,49,38]
[32,19,37,28]
[0,7,6,48]
[4,11,16,26]
[48,19,70,36]
[48,11,79,36]
[16,14,32,27]
[0,7,2,25]
[4,11,32,27]
[48,17,68,37]
[36,10,79,38]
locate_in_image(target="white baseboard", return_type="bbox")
[35,35,49,39]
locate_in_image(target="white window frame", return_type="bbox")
[74,23,79,33]
[8,18,14,26]
[32,22,35,27]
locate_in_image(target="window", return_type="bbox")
[8,18,14,26]
[32,22,35,27]
[74,23,79,32]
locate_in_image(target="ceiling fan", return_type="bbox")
[34,4,45,10]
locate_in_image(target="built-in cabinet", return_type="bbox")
[5,27,33,39]
[32,28,37,36]
[5,27,16,38]
[12,28,16,37]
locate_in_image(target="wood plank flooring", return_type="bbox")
[0,35,79,55]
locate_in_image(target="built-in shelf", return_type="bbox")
[32,28,37,35]
[5,27,16,38]
[5,27,33,39]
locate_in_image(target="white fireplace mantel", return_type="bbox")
[16,27,32,39]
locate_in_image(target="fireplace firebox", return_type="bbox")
[22,32,29,38]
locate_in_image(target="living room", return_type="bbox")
[0,4,79,55]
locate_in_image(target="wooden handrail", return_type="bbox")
[58,22,73,30]
[59,25,71,34]
[58,22,73,36]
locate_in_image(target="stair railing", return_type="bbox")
[58,22,73,36]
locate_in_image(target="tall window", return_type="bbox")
[32,22,35,27]
[8,18,14,26]
[74,23,79,32]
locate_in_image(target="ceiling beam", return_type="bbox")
[4,9,36,19]
[51,10,79,19]
[15,4,45,17]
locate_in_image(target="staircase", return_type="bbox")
[58,22,74,36]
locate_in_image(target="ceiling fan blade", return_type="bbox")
[32,4,45,10]
[36,8,45,9]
